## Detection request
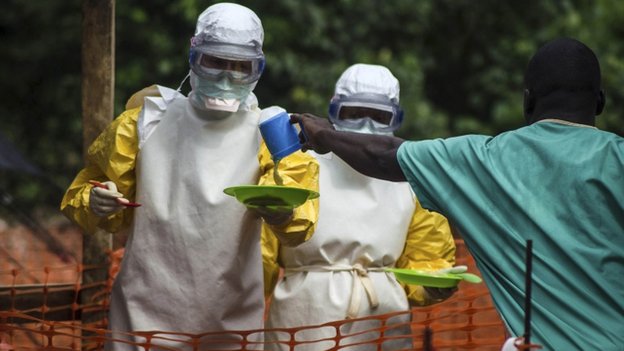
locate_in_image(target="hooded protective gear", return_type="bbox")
[188,3,265,112]
[60,6,318,350]
[263,149,455,350]
[262,64,455,351]
[329,64,403,134]
[61,84,319,351]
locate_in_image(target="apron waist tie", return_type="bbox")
[284,264,387,319]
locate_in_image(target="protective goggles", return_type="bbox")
[328,93,403,131]
[189,48,265,85]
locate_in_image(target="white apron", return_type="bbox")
[266,152,416,351]
[107,97,265,350]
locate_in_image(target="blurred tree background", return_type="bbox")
[1,0,623,216]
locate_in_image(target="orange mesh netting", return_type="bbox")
[1,223,507,350]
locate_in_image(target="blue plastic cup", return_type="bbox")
[259,111,302,160]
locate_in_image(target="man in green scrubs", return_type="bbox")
[291,38,623,350]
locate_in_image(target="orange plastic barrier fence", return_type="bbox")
[1,231,507,350]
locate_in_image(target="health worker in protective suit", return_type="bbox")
[60,3,318,350]
[262,64,456,351]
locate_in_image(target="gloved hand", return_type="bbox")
[89,181,125,217]
[501,337,519,351]
[423,285,457,301]
[249,206,293,226]
[423,265,467,301]
[436,265,468,274]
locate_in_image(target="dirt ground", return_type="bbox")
[1,216,84,285]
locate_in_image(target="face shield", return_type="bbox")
[328,93,404,133]
[189,46,265,85]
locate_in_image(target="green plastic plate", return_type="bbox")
[385,268,463,288]
[223,185,319,209]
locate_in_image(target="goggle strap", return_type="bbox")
[339,101,394,113]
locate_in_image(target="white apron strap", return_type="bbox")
[284,262,385,319]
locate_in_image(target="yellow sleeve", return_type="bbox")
[59,107,141,234]
[261,223,281,298]
[257,141,320,247]
[395,198,456,306]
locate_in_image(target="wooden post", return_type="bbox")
[82,0,115,148]
[81,0,115,328]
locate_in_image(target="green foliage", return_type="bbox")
[1,0,82,210]
[1,0,623,213]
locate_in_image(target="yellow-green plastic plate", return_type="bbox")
[223,185,319,209]
[386,268,463,288]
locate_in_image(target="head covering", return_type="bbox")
[191,3,264,60]
[330,64,403,134]
[335,64,400,102]
[187,3,264,112]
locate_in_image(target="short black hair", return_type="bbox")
[524,38,601,98]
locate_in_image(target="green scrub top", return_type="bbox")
[397,120,624,351]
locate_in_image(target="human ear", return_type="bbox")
[596,89,605,116]
[523,89,535,122]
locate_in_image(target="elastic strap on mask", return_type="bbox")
[176,72,191,94]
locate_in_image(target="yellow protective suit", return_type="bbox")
[61,86,318,240]
[60,85,319,350]
[262,151,455,350]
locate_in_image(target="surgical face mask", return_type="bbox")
[189,71,253,112]
[334,119,394,136]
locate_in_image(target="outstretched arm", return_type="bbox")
[291,113,407,182]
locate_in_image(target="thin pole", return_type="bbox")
[80,0,115,330]
[523,239,533,345]
[423,326,433,351]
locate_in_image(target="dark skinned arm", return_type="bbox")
[291,113,407,182]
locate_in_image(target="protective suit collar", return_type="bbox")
[137,85,185,147]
